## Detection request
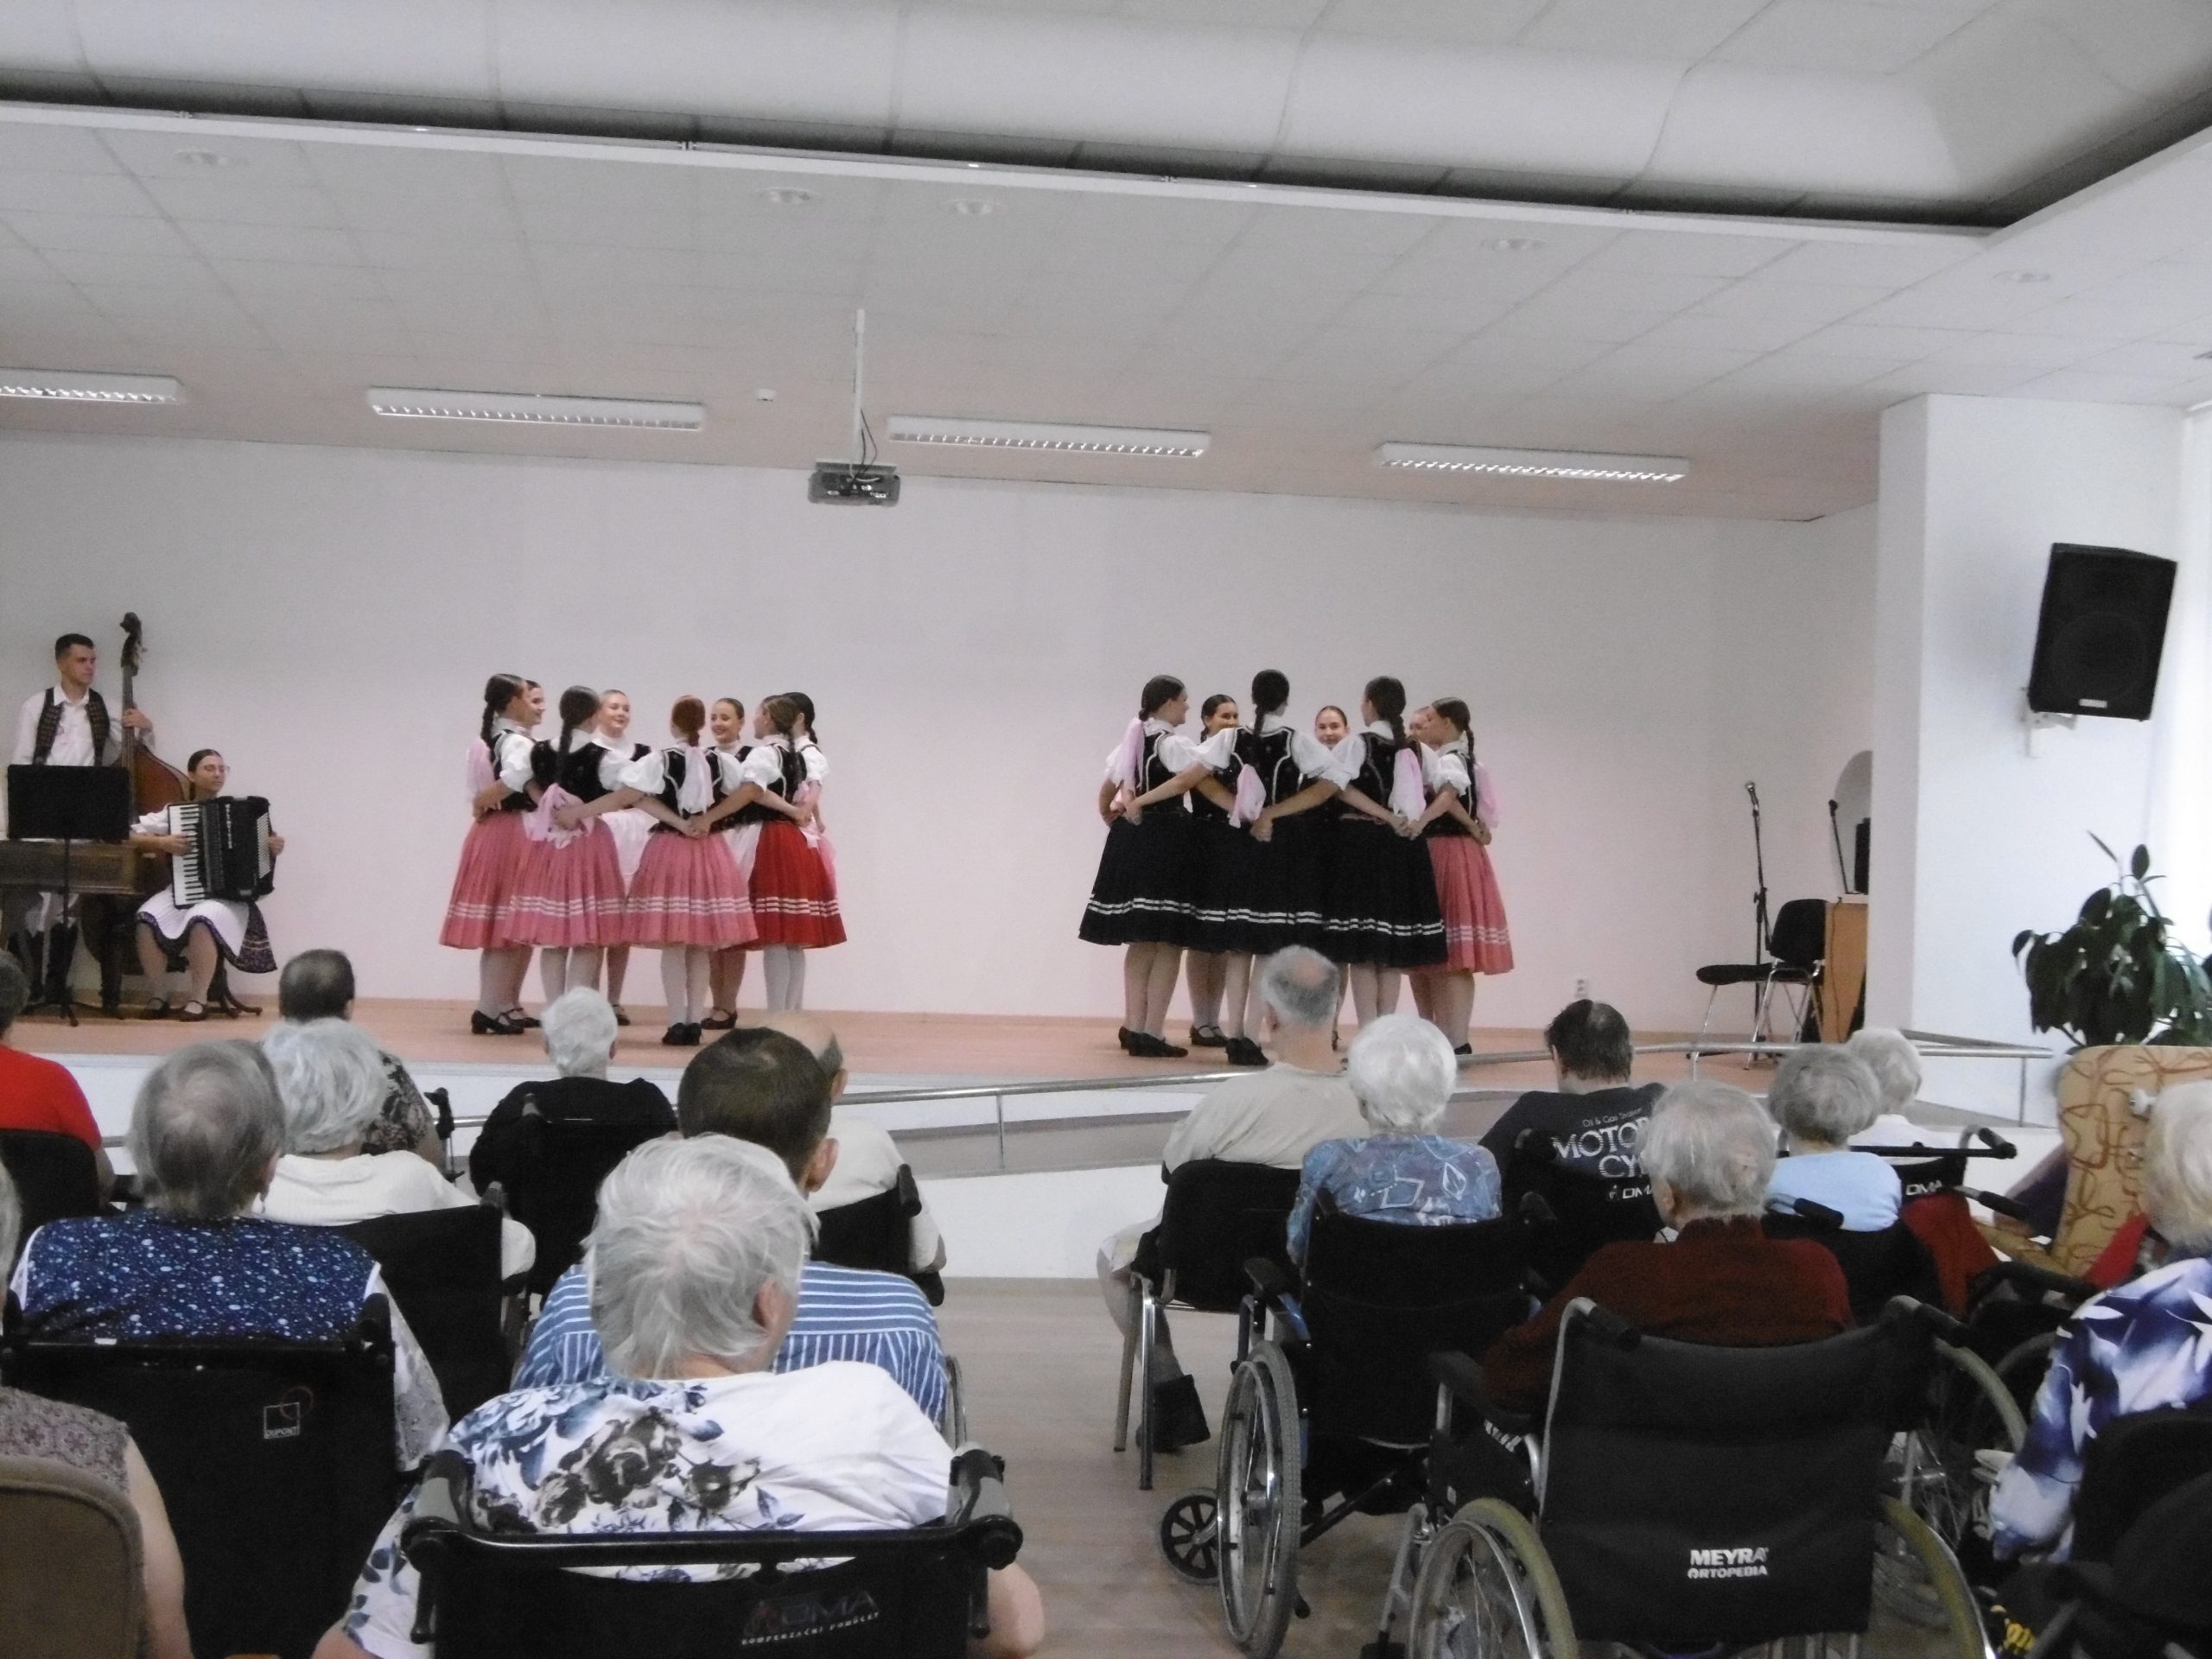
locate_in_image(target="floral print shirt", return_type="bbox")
[1287,1133,1502,1263]
[342,1364,952,1659]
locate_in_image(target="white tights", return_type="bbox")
[659,946,712,1025]
[478,947,529,1017]
[539,946,603,1003]
[761,944,808,1011]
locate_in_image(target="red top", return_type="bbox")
[0,1045,103,1154]
[1479,1215,1853,1414]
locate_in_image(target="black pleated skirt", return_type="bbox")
[1319,813,1448,968]
[1191,812,1331,956]
[1078,810,1195,946]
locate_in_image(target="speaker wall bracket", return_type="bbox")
[2023,688,2077,756]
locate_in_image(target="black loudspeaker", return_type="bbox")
[2026,543,2177,721]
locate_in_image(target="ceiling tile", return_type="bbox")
[140,176,343,227]
[41,249,218,288]
[0,170,156,217]
[1790,321,1965,359]
[1690,278,1890,325]
[1516,0,1770,58]
[1,211,192,256]
[1712,1,1973,72]
[179,221,364,265]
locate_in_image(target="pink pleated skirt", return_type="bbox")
[505,826,631,947]
[1423,835,1515,975]
[439,810,531,950]
[621,831,759,948]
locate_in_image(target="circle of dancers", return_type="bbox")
[441,677,845,1045]
[1081,669,1512,1059]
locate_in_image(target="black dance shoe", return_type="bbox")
[610,1003,632,1027]
[1188,1025,1228,1048]
[661,1022,702,1047]
[1148,1374,1211,1452]
[471,1009,525,1036]
[1224,1036,1268,1067]
[504,1007,540,1030]
[1117,1026,1138,1052]
[700,1010,737,1031]
[1128,1033,1189,1059]
[1453,1044,1475,1064]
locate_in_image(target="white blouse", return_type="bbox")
[489,721,535,794]
[1256,711,1357,786]
[737,735,824,792]
[1101,717,1202,786]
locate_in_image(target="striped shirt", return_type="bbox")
[514,1260,948,1426]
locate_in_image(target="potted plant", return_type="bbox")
[2001,841,2212,1274]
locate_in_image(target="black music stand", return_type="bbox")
[6,766,131,1027]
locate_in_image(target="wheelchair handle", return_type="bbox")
[1976,1257,2098,1304]
[1974,1127,2018,1158]
[1970,1189,2035,1224]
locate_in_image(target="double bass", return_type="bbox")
[117,613,194,885]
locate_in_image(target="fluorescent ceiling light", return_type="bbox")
[1376,442,1687,483]
[0,370,182,404]
[365,388,704,429]
[887,415,1207,458]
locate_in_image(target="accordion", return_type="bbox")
[168,798,276,905]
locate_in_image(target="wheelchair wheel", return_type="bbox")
[1871,1495,1986,1657]
[942,1354,970,1447]
[1994,1331,2058,1417]
[1217,1339,1301,1659]
[1159,1488,1219,1583]
[1408,1497,1574,1659]
[1890,1337,2023,1617]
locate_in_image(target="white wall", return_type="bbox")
[0,434,1873,1030]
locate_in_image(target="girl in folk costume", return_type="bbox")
[588,689,653,1027]
[1078,675,1202,1058]
[607,697,756,1046]
[711,695,843,1013]
[508,686,632,1002]
[1320,675,1447,1026]
[441,673,542,1036]
[130,748,284,1020]
[702,696,751,1029]
[1314,705,1351,746]
[1403,698,1513,1057]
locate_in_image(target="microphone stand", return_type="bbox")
[1827,799,1850,895]
[1745,783,1770,965]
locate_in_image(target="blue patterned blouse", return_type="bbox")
[1287,1133,1503,1263]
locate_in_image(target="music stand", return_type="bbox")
[6,766,131,1026]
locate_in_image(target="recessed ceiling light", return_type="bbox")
[1995,270,2052,284]
[1375,442,1686,483]
[1489,237,1546,252]
[753,388,778,402]
[0,369,182,404]
[760,187,817,207]
[948,199,1001,217]
[888,415,1206,458]
[365,388,703,429]
[174,149,243,168]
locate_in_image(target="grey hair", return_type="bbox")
[0,954,27,1038]
[1257,947,1339,1032]
[2144,1081,2212,1255]
[129,1041,286,1218]
[1346,1014,1458,1135]
[588,1135,811,1379]
[1843,1028,1922,1115]
[1639,1080,1777,1218]
[262,1018,386,1154]
[543,988,619,1077]
[1765,1046,1884,1147]
[0,1161,19,1268]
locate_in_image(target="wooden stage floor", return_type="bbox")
[13,995,1771,1090]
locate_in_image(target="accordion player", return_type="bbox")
[129,750,284,1017]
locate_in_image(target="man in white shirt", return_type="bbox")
[5,632,153,1006]
[1097,945,1364,1447]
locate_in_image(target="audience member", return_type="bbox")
[1096,946,1363,1450]
[9,1039,448,1468]
[313,1136,1045,1659]
[512,1027,948,1423]
[466,988,675,1198]
[1478,998,1660,1179]
[277,950,440,1163]
[1991,1080,2212,1560]
[1763,1045,1902,1231]
[1843,1027,1932,1151]
[260,1018,536,1280]
[1288,1014,1499,1262]
[759,1009,947,1274]
[0,953,113,1196]
[1478,1080,1850,1414]
[0,1165,192,1659]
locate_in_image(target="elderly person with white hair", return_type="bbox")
[9,1040,448,1469]
[1763,1045,1903,1231]
[1990,1081,2212,1561]
[1842,1027,1935,1151]
[313,1135,1046,1659]
[1286,1014,1500,1264]
[467,987,674,1198]
[261,1018,536,1281]
[1479,1080,1853,1415]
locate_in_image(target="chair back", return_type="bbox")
[2069,1407,2212,1564]
[1539,1303,1918,1645]
[1503,1133,1660,1293]
[1,1298,402,1659]
[0,1132,100,1261]
[0,1453,143,1659]
[503,1113,667,1296]
[1762,1210,1945,1325]
[1152,1160,1303,1311]
[1767,898,1828,969]
[1300,1210,1529,1446]
[338,1206,512,1420]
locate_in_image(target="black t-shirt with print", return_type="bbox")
[1479,1082,1664,1180]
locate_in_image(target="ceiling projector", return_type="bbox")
[808,461,901,505]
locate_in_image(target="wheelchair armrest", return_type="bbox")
[947,1447,1023,1570]
[1970,1188,2036,1224]
[1243,1256,1294,1311]
[895,1164,924,1218]
[1776,1197,1845,1230]
[1572,1301,1638,1350]
[1881,1294,1970,1347]
[1974,1127,2017,1159]
[427,1086,454,1143]
[1974,1256,2097,1305]
[1428,1353,1535,1439]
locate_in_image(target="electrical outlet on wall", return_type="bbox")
[1573,977,1591,1000]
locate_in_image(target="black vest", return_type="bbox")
[536,740,615,803]
[732,745,805,826]
[1338,731,1407,819]
[30,688,111,766]
[1423,743,1478,841]
[487,729,533,813]
[649,748,728,830]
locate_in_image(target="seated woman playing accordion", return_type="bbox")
[130,748,282,1020]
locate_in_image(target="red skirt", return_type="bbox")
[439,810,531,950]
[505,826,631,947]
[622,832,758,948]
[749,819,846,948]
[1423,836,1514,975]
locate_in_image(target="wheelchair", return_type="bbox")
[1158,1206,1534,1659]
[397,1444,1024,1658]
[1405,1297,1990,1658]
[1498,1130,1662,1297]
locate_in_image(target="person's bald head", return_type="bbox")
[753,1011,847,1100]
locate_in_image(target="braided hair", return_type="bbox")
[780,691,819,747]
[1138,675,1185,718]
[556,685,600,758]
[1250,668,1289,716]
[1363,676,1408,745]
[480,673,526,747]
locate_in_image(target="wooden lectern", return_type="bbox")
[1816,895,1867,1042]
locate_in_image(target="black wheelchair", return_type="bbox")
[397,1444,1025,1658]
[1159,1206,1534,1659]
[1499,1130,1662,1297]
[1404,1297,1989,1658]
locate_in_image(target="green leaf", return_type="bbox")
[2090,832,2119,867]
[2133,843,2152,880]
